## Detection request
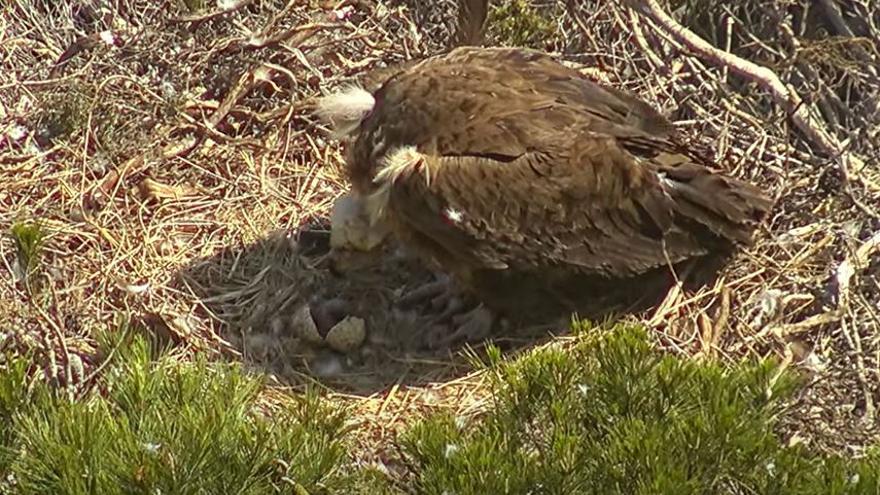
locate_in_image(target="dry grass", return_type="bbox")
[1,0,879,463]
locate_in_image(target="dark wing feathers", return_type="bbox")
[385,137,711,278]
[355,47,770,279]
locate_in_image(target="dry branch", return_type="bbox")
[626,0,872,189]
[169,0,254,26]
[834,230,880,307]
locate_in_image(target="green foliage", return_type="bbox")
[0,355,34,471]
[488,0,558,49]
[0,331,351,495]
[10,221,46,290]
[399,323,878,494]
[2,322,878,494]
[345,467,406,495]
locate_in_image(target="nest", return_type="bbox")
[1,0,879,459]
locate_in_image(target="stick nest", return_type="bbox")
[1,0,879,459]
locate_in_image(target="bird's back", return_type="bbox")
[350,47,679,188]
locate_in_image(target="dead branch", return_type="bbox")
[211,22,333,55]
[452,0,490,47]
[169,0,254,27]
[834,230,880,308]
[626,0,872,189]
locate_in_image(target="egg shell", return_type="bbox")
[325,316,366,353]
[290,305,323,344]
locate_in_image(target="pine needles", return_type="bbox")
[0,322,878,493]
[398,323,879,494]
[0,330,351,495]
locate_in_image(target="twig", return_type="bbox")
[817,0,855,38]
[839,316,876,422]
[25,283,74,399]
[834,230,880,307]
[218,23,339,54]
[626,0,873,190]
[169,0,254,27]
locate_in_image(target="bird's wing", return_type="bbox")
[376,125,766,278]
[354,47,770,277]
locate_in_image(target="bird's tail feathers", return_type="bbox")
[659,163,773,246]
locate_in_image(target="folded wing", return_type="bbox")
[350,47,771,282]
[376,127,767,280]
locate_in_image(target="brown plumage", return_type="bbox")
[319,46,772,325]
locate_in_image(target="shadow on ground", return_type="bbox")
[171,219,562,395]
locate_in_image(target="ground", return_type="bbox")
[1,0,879,469]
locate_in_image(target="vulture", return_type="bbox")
[317,4,772,345]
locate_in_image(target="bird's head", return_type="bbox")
[316,83,387,197]
[316,86,392,254]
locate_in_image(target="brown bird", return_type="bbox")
[318,43,771,346]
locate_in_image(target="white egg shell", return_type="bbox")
[324,316,366,353]
[290,305,323,345]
